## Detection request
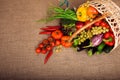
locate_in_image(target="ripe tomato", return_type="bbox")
[50,42,55,47]
[35,48,41,54]
[42,39,49,45]
[48,36,54,42]
[55,40,61,46]
[41,48,47,54]
[87,6,98,19]
[61,36,72,48]
[46,45,52,51]
[39,43,44,48]
[52,30,63,39]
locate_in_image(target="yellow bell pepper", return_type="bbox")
[76,5,89,22]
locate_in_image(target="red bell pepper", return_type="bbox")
[103,32,115,46]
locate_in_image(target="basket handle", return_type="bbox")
[69,13,110,42]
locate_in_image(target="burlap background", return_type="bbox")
[0,0,120,80]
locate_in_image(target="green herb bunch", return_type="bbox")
[38,7,77,22]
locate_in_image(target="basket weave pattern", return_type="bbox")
[89,0,120,50]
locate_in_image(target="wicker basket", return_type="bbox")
[88,0,120,51]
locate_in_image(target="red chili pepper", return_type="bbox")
[40,26,61,31]
[40,28,57,31]
[44,49,53,64]
[103,32,115,46]
[46,26,61,29]
[39,31,52,34]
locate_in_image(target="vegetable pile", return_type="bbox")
[35,2,115,64]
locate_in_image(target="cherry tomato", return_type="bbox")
[42,39,49,45]
[39,43,44,48]
[35,48,41,54]
[48,36,54,42]
[41,48,47,54]
[50,42,55,47]
[46,45,52,51]
[55,40,61,46]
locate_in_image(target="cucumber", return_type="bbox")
[97,42,106,51]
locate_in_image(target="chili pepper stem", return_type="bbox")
[103,37,113,42]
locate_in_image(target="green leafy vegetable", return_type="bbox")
[37,7,77,22]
